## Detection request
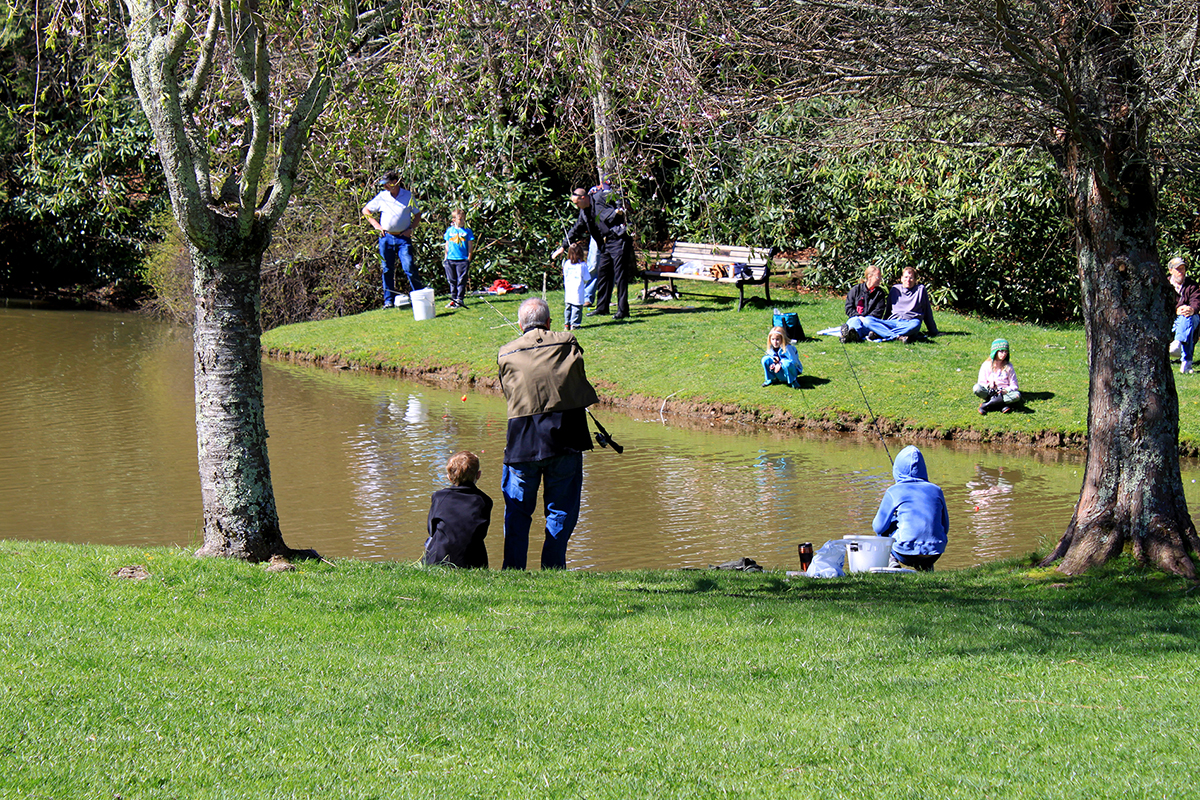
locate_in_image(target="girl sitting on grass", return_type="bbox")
[761,326,803,388]
[973,338,1021,414]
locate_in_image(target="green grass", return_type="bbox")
[264,285,1187,447]
[2,540,1198,798]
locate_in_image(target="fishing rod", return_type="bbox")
[483,296,624,455]
[480,294,521,332]
[587,409,624,454]
[838,336,894,465]
[733,329,808,410]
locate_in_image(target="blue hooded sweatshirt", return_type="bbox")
[872,445,949,556]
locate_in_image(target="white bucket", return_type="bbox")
[410,288,435,321]
[845,536,894,573]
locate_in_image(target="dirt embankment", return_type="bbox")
[266,347,1103,454]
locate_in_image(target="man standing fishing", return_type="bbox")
[362,171,423,308]
[553,184,633,321]
[497,298,599,569]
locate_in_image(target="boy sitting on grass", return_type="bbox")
[424,451,493,568]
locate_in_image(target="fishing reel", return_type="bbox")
[594,429,624,454]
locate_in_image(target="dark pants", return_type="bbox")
[592,235,633,317]
[890,551,940,571]
[443,259,469,303]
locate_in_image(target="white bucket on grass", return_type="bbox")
[845,536,893,573]
[411,288,436,321]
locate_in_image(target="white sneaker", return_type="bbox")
[1182,360,1193,375]
[1170,340,1182,358]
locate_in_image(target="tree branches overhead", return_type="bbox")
[120,0,402,242]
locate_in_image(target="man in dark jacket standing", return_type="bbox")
[554,184,633,321]
[498,298,600,569]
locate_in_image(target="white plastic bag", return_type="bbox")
[806,539,847,578]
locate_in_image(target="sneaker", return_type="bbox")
[1183,360,1193,374]
[1002,406,1012,413]
[762,381,772,387]
[978,404,987,415]
[839,323,859,343]
[897,335,912,345]
[1170,340,1183,358]
[865,331,882,341]
[446,300,458,309]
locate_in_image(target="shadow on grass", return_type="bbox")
[628,565,1200,659]
[795,375,832,389]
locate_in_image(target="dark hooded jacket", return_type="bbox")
[871,445,949,556]
[424,483,492,568]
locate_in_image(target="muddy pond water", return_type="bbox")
[5,305,1196,571]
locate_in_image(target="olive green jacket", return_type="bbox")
[498,328,599,419]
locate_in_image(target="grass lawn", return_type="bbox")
[262,282,1200,450]
[2,540,1198,798]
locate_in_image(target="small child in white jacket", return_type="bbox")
[562,240,591,330]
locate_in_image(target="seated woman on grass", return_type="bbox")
[973,338,1022,414]
[761,326,803,388]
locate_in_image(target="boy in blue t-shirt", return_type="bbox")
[442,209,475,309]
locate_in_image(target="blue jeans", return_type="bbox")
[501,452,583,569]
[565,303,582,328]
[379,233,423,306]
[1174,314,1199,361]
[846,316,922,341]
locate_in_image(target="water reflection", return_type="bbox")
[4,306,1198,571]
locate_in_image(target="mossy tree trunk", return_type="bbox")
[121,0,398,560]
[1041,0,1200,576]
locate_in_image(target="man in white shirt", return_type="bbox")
[362,171,424,308]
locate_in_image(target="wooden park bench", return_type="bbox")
[640,241,771,311]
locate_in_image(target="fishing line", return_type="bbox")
[838,337,894,465]
[735,329,808,410]
[480,295,521,332]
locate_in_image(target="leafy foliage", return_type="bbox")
[804,142,1077,322]
[1,0,165,297]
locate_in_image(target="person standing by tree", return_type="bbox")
[553,184,633,321]
[363,171,423,308]
[1167,257,1199,375]
[497,298,599,569]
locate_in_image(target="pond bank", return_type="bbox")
[267,344,1093,452]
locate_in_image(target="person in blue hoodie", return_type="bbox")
[872,445,949,570]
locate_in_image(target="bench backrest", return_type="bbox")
[670,242,769,267]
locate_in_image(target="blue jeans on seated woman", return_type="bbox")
[845,316,922,342]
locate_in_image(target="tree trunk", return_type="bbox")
[188,236,291,561]
[585,13,618,185]
[1043,2,1200,577]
